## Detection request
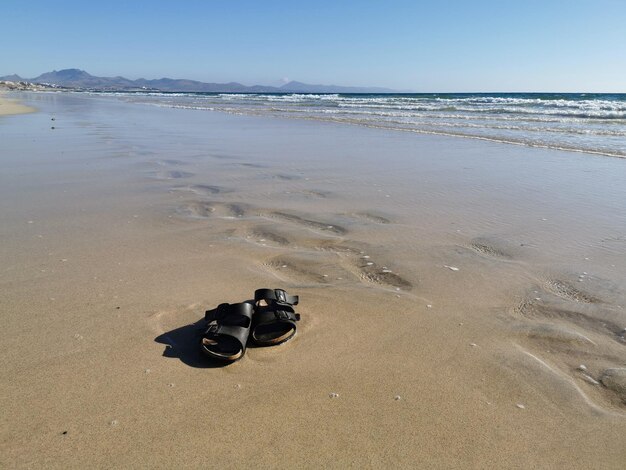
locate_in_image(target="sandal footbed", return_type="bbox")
[252,323,296,345]
[201,337,243,361]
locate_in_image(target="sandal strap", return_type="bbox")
[274,309,300,322]
[205,302,253,324]
[202,302,253,351]
[203,323,249,349]
[255,306,300,325]
[254,288,299,306]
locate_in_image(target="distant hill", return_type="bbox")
[1,74,23,82]
[279,80,394,94]
[0,69,399,93]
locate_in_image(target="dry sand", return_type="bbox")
[0,93,36,116]
[1,92,625,468]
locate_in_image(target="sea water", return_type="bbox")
[104,92,626,158]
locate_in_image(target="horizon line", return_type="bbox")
[1,69,624,95]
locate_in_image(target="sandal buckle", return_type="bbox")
[275,289,287,303]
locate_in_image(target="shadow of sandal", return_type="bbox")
[154,319,228,369]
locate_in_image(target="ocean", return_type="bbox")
[106,92,626,158]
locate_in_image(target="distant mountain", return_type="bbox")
[0,69,399,93]
[279,80,394,94]
[1,74,23,81]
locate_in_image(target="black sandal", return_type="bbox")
[200,302,253,362]
[252,288,301,346]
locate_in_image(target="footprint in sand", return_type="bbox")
[514,287,620,340]
[154,170,195,180]
[251,223,413,290]
[247,226,291,246]
[355,258,413,290]
[170,184,232,196]
[599,368,626,404]
[280,189,335,200]
[238,162,267,168]
[467,237,515,260]
[346,211,393,225]
[300,189,333,199]
[155,159,187,166]
[541,278,599,304]
[272,173,302,181]
[176,201,249,219]
[510,279,626,411]
[264,211,347,235]
[262,253,354,286]
[301,239,412,290]
[262,225,411,290]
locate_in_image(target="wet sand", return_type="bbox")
[1,92,625,468]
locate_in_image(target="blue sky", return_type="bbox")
[1,0,625,92]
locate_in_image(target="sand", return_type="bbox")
[0,93,36,116]
[1,92,625,468]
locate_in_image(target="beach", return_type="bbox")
[1,92,625,468]
[0,93,36,116]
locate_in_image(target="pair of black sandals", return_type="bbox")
[200,288,300,363]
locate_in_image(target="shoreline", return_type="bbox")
[5,89,626,159]
[1,92,624,468]
[112,90,626,159]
